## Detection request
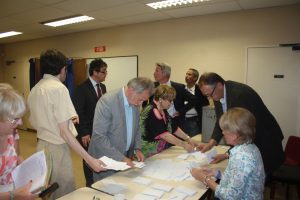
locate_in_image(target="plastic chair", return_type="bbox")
[270,136,300,199]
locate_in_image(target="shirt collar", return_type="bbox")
[122,87,130,107]
[89,76,98,87]
[220,84,227,104]
[43,74,61,82]
[185,85,195,92]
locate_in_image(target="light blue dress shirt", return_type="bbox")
[122,87,133,151]
[215,143,265,200]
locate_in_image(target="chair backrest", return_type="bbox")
[284,136,300,166]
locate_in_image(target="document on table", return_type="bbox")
[177,148,217,164]
[93,179,127,195]
[133,177,152,185]
[99,156,131,171]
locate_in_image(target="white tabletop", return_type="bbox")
[91,135,229,200]
[58,135,229,200]
[57,187,112,200]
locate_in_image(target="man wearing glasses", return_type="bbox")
[72,58,107,187]
[197,72,284,177]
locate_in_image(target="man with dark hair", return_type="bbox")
[28,49,105,199]
[72,58,107,186]
[197,72,284,176]
[183,68,209,136]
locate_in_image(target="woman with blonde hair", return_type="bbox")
[0,83,36,200]
[140,85,198,157]
[191,107,265,200]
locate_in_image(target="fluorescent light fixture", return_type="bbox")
[0,31,22,38]
[147,0,210,9]
[41,15,94,27]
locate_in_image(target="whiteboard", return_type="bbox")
[87,55,138,92]
[246,46,300,147]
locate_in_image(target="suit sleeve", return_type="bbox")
[133,108,142,150]
[88,97,125,161]
[211,101,224,143]
[72,86,89,138]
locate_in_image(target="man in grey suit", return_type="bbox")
[88,77,154,182]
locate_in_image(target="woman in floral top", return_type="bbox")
[191,107,265,200]
[0,84,36,200]
[140,85,198,157]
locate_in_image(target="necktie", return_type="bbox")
[96,84,102,99]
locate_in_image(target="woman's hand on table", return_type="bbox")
[210,153,229,164]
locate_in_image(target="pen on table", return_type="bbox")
[90,186,114,196]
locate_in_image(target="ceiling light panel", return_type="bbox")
[0,31,22,38]
[41,15,94,27]
[147,0,210,9]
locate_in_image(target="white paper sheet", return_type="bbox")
[175,187,196,196]
[133,194,157,200]
[142,188,165,198]
[151,183,173,192]
[99,156,131,171]
[133,177,152,185]
[12,150,48,193]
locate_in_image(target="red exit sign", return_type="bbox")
[94,46,106,52]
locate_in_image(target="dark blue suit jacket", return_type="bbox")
[72,79,106,140]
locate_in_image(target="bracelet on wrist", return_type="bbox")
[203,176,213,189]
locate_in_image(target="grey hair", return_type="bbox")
[127,77,154,95]
[156,62,171,78]
[219,107,256,144]
[0,83,27,121]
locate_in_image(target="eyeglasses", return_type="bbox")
[7,118,21,125]
[207,84,217,97]
[99,70,107,74]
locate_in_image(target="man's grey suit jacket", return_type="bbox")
[88,88,142,181]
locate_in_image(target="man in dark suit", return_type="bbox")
[197,72,284,176]
[72,58,107,186]
[153,63,197,132]
[183,68,209,137]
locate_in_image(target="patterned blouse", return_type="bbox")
[140,102,177,157]
[215,143,265,200]
[0,134,18,185]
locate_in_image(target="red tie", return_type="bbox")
[96,84,102,99]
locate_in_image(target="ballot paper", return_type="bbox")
[205,148,217,163]
[95,179,127,195]
[133,177,152,185]
[150,183,173,192]
[177,148,218,164]
[133,194,157,200]
[99,156,131,171]
[133,161,146,168]
[142,188,165,198]
[164,192,188,200]
[175,187,196,196]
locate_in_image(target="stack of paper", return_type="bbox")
[12,150,51,194]
[133,161,145,168]
[99,156,131,171]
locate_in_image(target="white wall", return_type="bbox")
[1,4,300,128]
